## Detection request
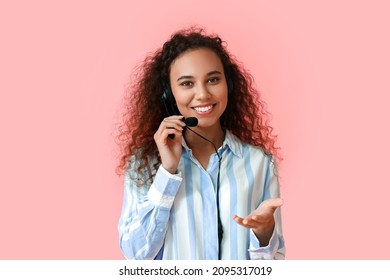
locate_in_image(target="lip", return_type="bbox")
[191,104,216,114]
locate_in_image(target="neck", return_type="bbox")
[184,124,225,151]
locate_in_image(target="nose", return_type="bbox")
[194,83,210,100]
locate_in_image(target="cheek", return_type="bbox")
[174,94,192,110]
[219,90,228,106]
[214,83,228,98]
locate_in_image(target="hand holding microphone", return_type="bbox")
[154,116,198,174]
[168,117,198,139]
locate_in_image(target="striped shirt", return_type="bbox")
[118,130,285,260]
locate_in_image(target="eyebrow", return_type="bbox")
[176,71,222,82]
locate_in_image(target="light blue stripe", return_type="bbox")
[201,170,217,259]
[201,171,210,258]
[171,203,179,259]
[226,151,238,259]
[184,154,196,259]
[203,153,219,259]
[263,156,271,200]
[243,144,254,259]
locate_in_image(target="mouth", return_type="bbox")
[192,104,215,113]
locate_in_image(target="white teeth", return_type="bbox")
[194,105,213,112]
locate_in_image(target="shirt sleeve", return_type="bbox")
[118,165,182,260]
[248,159,286,260]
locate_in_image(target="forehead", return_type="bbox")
[169,48,224,78]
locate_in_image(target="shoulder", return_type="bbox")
[226,130,277,174]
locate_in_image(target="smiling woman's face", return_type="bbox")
[169,48,228,130]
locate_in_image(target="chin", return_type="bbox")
[197,119,222,129]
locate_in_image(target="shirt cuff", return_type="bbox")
[147,166,182,209]
[248,227,279,260]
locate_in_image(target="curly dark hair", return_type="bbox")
[116,27,281,184]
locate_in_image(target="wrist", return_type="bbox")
[253,222,275,247]
[161,164,178,174]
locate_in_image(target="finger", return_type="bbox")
[245,213,272,227]
[161,129,183,142]
[234,214,263,224]
[250,214,267,223]
[243,218,259,228]
[155,119,184,138]
[260,198,284,211]
[233,215,255,229]
[233,214,242,222]
[163,116,186,126]
[154,127,183,144]
[233,214,245,225]
[164,115,184,120]
[161,121,185,132]
[233,215,249,228]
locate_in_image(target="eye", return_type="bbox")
[208,77,220,84]
[180,81,193,87]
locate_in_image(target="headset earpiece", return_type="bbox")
[162,82,175,105]
[162,82,180,116]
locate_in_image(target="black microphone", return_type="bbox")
[168,117,198,139]
[184,117,198,127]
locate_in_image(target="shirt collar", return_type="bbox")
[223,130,243,158]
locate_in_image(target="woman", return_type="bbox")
[117,27,285,260]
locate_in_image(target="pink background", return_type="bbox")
[1,0,389,259]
